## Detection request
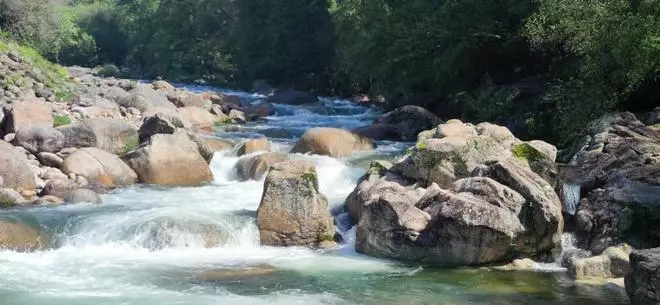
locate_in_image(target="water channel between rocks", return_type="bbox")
[0,85,629,305]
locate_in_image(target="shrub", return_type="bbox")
[53,115,72,127]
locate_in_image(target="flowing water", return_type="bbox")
[0,87,629,305]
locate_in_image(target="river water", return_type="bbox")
[0,87,629,304]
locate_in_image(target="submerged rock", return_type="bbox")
[234,152,288,181]
[66,188,102,204]
[257,160,335,246]
[0,219,44,252]
[123,132,213,186]
[291,127,375,158]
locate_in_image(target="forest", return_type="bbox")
[1,0,659,143]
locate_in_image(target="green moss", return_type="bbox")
[512,143,545,162]
[0,194,14,208]
[301,171,318,184]
[120,136,139,156]
[416,141,428,151]
[53,115,72,127]
[317,232,335,242]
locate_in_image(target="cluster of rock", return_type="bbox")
[345,119,563,266]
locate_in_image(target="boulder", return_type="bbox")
[228,109,247,124]
[208,92,242,106]
[152,80,176,93]
[66,188,102,204]
[626,248,660,305]
[3,98,53,133]
[177,106,217,130]
[40,178,78,199]
[264,90,317,105]
[58,118,138,155]
[61,147,137,187]
[0,219,44,252]
[256,160,335,246]
[186,132,215,164]
[98,86,130,102]
[237,138,272,156]
[566,113,660,253]
[0,188,27,207]
[291,127,375,158]
[234,152,288,181]
[353,105,442,141]
[0,140,36,192]
[118,84,177,112]
[171,93,212,111]
[13,125,65,154]
[564,244,632,279]
[205,139,234,152]
[123,132,213,186]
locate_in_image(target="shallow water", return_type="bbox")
[0,87,629,305]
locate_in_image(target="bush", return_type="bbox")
[53,115,72,127]
[95,64,120,77]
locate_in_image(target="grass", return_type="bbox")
[53,115,72,127]
[120,136,139,156]
[512,143,545,162]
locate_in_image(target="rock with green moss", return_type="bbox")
[257,160,335,246]
[58,118,138,155]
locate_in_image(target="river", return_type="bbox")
[0,86,630,305]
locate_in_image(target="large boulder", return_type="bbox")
[349,121,563,266]
[264,90,317,105]
[237,138,272,156]
[170,92,212,111]
[0,140,36,193]
[626,248,660,305]
[3,98,53,133]
[177,106,217,131]
[40,178,78,199]
[58,118,138,155]
[564,244,632,279]
[353,105,442,141]
[13,125,65,154]
[123,132,213,186]
[0,219,44,252]
[256,160,335,246]
[118,84,177,112]
[61,147,138,187]
[391,120,557,188]
[234,152,288,181]
[291,127,375,158]
[66,188,102,204]
[565,113,660,253]
[138,113,185,143]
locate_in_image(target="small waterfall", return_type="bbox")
[561,182,581,215]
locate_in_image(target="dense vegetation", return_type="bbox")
[1,0,658,143]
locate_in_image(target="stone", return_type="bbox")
[33,195,64,205]
[123,132,213,186]
[152,80,176,93]
[118,84,177,112]
[264,90,317,105]
[260,128,291,139]
[565,113,660,253]
[353,105,442,141]
[228,109,247,124]
[66,188,102,204]
[58,118,139,155]
[237,138,272,156]
[257,160,335,246]
[626,247,660,305]
[234,153,289,181]
[3,98,53,133]
[291,127,375,158]
[434,120,478,139]
[13,125,65,154]
[177,106,217,130]
[0,188,27,206]
[205,139,234,152]
[186,132,215,164]
[172,93,212,111]
[61,147,138,187]
[0,140,36,193]
[40,179,78,199]
[475,122,516,146]
[564,244,633,279]
[0,219,44,252]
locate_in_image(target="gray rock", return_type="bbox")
[14,125,65,154]
[118,84,176,112]
[40,179,78,199]
[257,160,335,246]
[234,152,288,181]
[564,244,632,279]
[353,105,442,141]
[61,147,137,187]
[0,188,27,207]
[3,98,53,133]
[66,189,102,204]
[123,132,213,186]
[37,152,64,168]
[626,247,660,305]
[0,140,36,193]
[58,118,138,155]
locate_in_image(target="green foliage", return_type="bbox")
[96,64,120,77]
[53,115,72,127]
[120,136,138,156]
